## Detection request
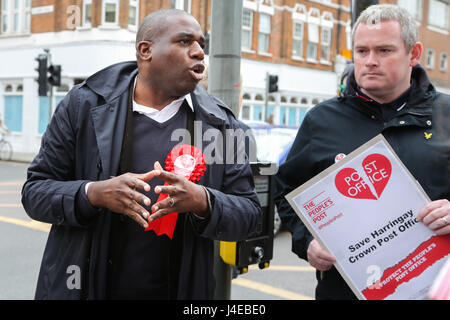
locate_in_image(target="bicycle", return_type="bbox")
[0,131,13,161]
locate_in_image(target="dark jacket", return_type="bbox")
[275,65,450,299]
[21,61,262,300]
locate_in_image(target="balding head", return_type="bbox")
[136,9,190,45]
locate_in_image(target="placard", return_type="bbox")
[286,134,450,300]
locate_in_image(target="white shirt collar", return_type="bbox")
[132,76,193,123]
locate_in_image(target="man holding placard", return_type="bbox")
[275,4,449,300]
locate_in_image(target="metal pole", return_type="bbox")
[44,49,54,120]
[264,72,269,123]
[208,0,243,118]
[208,0,243,300]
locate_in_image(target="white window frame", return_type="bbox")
[439,52,448,72]
[173,0,191,13]
[1,0,9,34]
[242,8,253,51]
[2,82,23,133]
[307,23,319,62]
[306,8,320,63]
[292,20,304,59]
[24,0,31,32]
[240,104,251,121]
[1,0,31,35]
[258,13,271,54]
[426,48,435,69]
[320,27,332,63]
[397,0,423,21]
[128,0,139,30]
[428,0,449,32]
[102,0,119,26]
[12,0,20,33]
[82,0,92,28]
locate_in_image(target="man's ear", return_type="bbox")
[137,41,152,61]
[409,41,423,67]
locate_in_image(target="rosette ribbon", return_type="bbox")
[145,144,206,239]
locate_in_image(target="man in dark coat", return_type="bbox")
[275,4,450,300]
[21,9,261,300]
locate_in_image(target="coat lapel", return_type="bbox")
[91,93,130,178]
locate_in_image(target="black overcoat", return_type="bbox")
[22,61,262,299]
[275,65,450,299]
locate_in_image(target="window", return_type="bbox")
[1,0,31,34]
[307,23,319,61]
[426,49,435,69]
[292,21,304,58]
[258,13,270,53]
[440,52,448,72]
[253,105,263,121]
[321,28,331,62]
[1,0,8,33]
[288,108,297,126]
[171,0,191,13]
[83,0,92,27]
[102,0,119,25]
[242,8,253,50]
[38,97,50,134]
[24,0,30,32]
[428,0,449,30]
[241,105,250,120]
[12,0,19,33]
[279,107,287,125]
[397,0,422,21]
[298,108,307,125]
[129,0,139,28]
[3,84,23,132]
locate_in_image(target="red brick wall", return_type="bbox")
[27,0,449,87]
[240,0,351,72]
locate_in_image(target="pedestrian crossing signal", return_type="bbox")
[48,65,61,87]
[268,75,278,93]
[35,55,48,97]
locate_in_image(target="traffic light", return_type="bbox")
[268,74,278,93]
[48,64,61,87]
[35,55,48,96]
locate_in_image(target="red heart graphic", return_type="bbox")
[335,168,377,200]
[362,153,392,198]
[335,153,392,200]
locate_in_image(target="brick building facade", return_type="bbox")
[379,0,450,91]
[0,0,448,159]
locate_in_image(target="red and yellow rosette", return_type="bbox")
[145,144,206,239]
